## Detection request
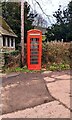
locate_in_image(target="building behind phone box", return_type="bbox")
[0,16,17,52]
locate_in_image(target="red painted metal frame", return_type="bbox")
[27,29,42,70]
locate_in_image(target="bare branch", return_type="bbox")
[34,0,52,23]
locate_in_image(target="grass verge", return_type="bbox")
[3,63,70,73]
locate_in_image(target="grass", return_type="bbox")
[46,63,70,71]
[3,62,70,73]
[3,66,42,73]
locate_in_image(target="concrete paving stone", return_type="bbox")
[51,74,60,78]
[44,77,55,82]
[0,73,6,78]
[4,85,10,89]
[42,71,52,74]
[5,73,20,78]
[41,68,46,71]
[0,87,3,90]
[1,101,70,118]
[3,84,18,89]
[10,83,18,88]
[47,80,70,109]
[53,74,71,80]
[0,117,2,120]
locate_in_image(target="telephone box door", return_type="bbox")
[27,29,42,70]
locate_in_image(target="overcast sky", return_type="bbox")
[5,0,71,25]
[26,0,71,25]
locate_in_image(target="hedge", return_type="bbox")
[42,42,72,67]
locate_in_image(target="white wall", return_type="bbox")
[0,35,3,47]
[13,38,15,48]
[0,35,16,51]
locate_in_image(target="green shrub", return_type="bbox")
[46,63,70,71]
[3,50,20,69]
[3,42,72,73]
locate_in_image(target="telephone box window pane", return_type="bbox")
[30,61,38,64]
[30,38,39,64]
[30,55,38,59]
[31,51,38,54]
[30,54,39,64]
[30,38,39,44]
[30,58,38,61]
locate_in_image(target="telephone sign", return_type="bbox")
[27,29,42,70]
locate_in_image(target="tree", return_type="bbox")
[2,1,37,45]
[2,2,21,48]
[33,13,48,27]
[67,1,72,40]
[1,1,37,66]
[24,2,37,43]
[53,5,69,25]
[46,2,72,42]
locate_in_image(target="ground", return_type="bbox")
[0,70,72,119]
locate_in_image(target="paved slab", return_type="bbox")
[1,101,70,118]
[54,74,71,80]
[0,73,6,78]
[44,77,55,82]
[46,77,70,109]
[42,71,52,74]
[0,72,21,80]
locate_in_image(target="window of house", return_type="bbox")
[3,36,6,46]
[7,37,9,47]
[11,38,13,47]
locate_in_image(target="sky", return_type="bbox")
[26,0,71,25]
[5,0,71,25]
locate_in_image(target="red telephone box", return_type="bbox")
[27,29,42,70]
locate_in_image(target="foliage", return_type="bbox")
[53,5,69,24]
[42,42,71,65]
[2,2,37,47]
[2,2,21,48]
[42,42,71,71]
[46,63,70,71]
[33,12,48,27]
[4,50,20,67]
[4,50,19,56]
[24,2,37,43]
[3,62,70,73]
[68,1,72,40]
[3,42,72,73]
[3,66,41,73]
[46,1,72,42]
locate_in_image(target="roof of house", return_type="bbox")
[0,16,17,37]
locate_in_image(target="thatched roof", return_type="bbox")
[0,16,17,37]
